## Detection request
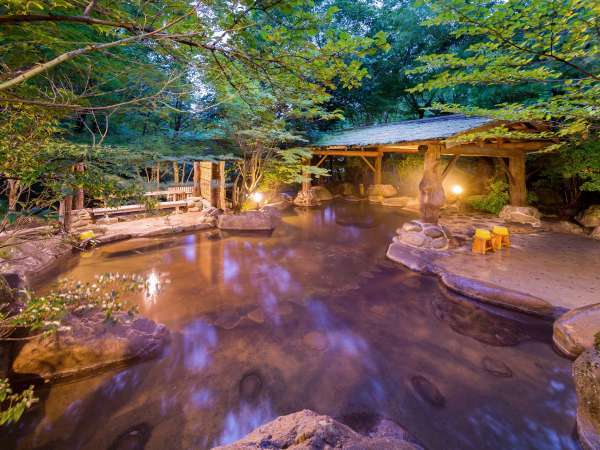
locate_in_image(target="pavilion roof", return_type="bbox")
[314,115,494,147]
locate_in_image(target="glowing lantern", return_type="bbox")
[251,192,264,204]
[451,184,464,196]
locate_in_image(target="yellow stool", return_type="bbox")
[79,230,95,241]
[491,226,510,250]
[472,228,493,254]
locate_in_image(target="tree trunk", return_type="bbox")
[74,163,85,209]
[7,179,20,211]
[508,153,527,206]
[419,144,445,224]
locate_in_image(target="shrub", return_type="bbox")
[467,180,509,214]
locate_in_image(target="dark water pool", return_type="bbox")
[3,202,579,449]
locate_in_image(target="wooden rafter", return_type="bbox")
[315,155,328,167]
[441,155,460,180]
[360,155,376,173]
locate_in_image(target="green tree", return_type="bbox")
[410,0,599,142]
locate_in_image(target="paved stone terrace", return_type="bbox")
[390,212,600,314]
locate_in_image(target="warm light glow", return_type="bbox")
[144,271,161,306]
[251,192,264,203]
[451,184,464,195]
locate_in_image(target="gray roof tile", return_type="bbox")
[314,115,493,147]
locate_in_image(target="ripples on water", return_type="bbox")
[2,202,579,450]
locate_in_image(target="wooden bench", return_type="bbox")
[166,185,194,201]
[91,200,188,218]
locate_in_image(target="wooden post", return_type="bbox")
[74,162,85,210]
[156,162,160,190]
[193,161,201,196]
[374,151,383,185]
[173,161,180,184]
[61,195,73,232]
[218,161,226,209]
[508,153,527,206]
[419,144,445,224]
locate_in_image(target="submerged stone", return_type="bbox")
[410,375,446,408]
[482,356,513,378]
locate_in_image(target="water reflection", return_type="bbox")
[8,202,578,450]
[182,320,217,371]
[216,399,275,447]
[144,271,161,307]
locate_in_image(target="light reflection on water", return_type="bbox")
[5,202,579,450]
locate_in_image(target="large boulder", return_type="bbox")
[573,348,600,450]
[368,184,398,198]
[543,220,585,235]
[310,186,334,202]
[394,220,450,251]
[0,234,73,286]
[213,410,422,450]
[499,205,542,227]
[217,211,275,231]
[293,189,320,207]
[577,205,600,228]
[554,303,600,359]
[381,196,411,208]
[12,311,169,381]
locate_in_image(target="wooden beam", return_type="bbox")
[312,150,379,157]
[444,141,547,152]
[360,155,375,173]
[441,155,460,181]
[315,155,328,168]
[442,145,523,158]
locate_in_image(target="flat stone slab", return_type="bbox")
[387,222,600,315]
[95,211,214,244]
[217,211,275,231]
[554,303,600,359]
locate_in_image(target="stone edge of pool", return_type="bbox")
[386,241,559,319]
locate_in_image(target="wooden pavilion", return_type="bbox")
[303,115,550,222]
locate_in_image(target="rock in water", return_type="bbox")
[573,348,600,450]
[293,189,320,207]
[499,205,542,227]
[554,303,600,359]
[212,409,423,450]
[577,205,600,228]
[217,211,275,231]
[367,184,398,198]
[12,311,169,381]
[310,186,334,202]
[381,196,411,208]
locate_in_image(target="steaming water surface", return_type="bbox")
[3,202,579,450]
